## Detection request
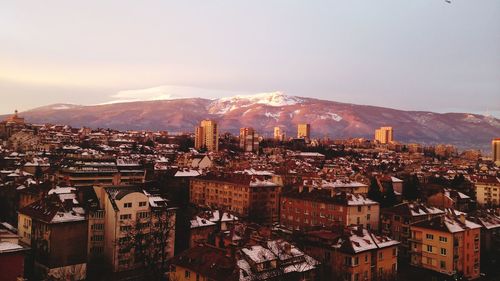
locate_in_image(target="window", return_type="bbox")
[120,225,132,232]
[137,211,149,219]
[392,263,397,273]
[185,270,190,278]
[378,252,383,260]
[365,254,368,263]
[353,257,359,266]
[358,206,362,212]
[426,234,434,240]
[92,210,104,218]
[120,214,132,220]
[91,246,103,254]
[393,248,397,256]
[124,202,132,208]
[354,273,359,281]
[91,223,104,230]
[439,236,447,243]
[440,261,446,269]
[440,248,447,256]
[91,235,104,242]
[426,245,433,253]
[139,201,147,207]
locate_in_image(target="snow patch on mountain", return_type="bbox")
[242,108,253,116]
[264,112,280,121]
[216,91,302,107]
[319,112,343,121]
[463,114,482,124]
[208,91,303,115]
[52,104,76,110]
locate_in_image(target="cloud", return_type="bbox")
[103,85,248,104]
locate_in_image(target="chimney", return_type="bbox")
[64,198,73,210]
[459,214,466,224]
[284,243,292,255]
[354,225,364,237]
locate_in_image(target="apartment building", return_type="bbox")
[280,187,379,231]
[194,120,219,152]
[17,187,88,280]
[297,123,311,139]
[374,126,393,144]
[302,226,399,281]
[57,160,145,187]
[190,174,280,223]
[94,185,176,273]
[274,126,285,141]
[472,175,500,206]
[380,202,444,258]
[410,214,481,279]
[169,245,239,281]
[239,127,260,153]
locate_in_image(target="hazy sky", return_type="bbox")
[0,1,499,116]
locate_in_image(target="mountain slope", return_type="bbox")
[8,92,500,150]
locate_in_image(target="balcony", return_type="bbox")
[409,249,422,255]
[408,237,422,243]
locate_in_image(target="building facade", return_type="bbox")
[194,120,219,152]
[410,214,481,280]
[280,187,380,231]
[94,185,176,273]
[302,226,399,281]
[274,126,285,141]
[190,174,280,223]
[297,123,311,139]
[380,202,444,258]
[492,138,500,165]
[473,175,500,207]
[239,127,259,153]
[374,126,393,144]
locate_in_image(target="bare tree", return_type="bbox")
[118,208,175,280]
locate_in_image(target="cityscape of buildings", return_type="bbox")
[0,110,499,281]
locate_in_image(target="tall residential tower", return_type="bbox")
[297,123,311,139]
[375,126,394,144]
[194,120,219,152]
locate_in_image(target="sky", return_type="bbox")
[0,1,499,116]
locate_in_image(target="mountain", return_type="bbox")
[6,92,500,150]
